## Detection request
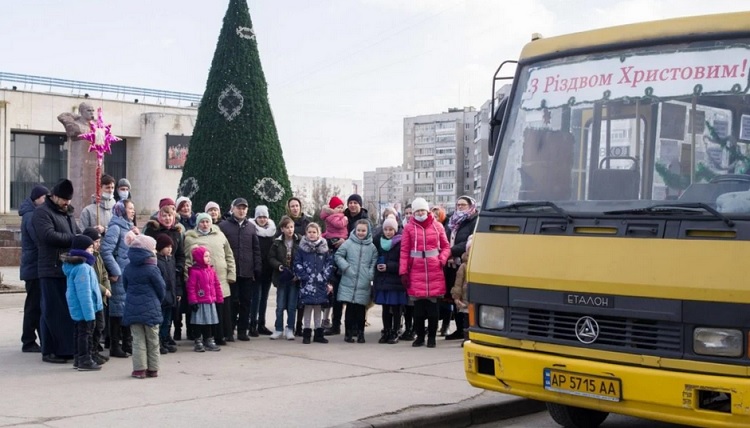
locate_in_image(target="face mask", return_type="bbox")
[414,214,427,222]
[101,192,112,200]
[118,190,129,200]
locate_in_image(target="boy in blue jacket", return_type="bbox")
[63,234,104,371]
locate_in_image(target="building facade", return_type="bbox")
[402,107,477,209]
[362,165,403,220]
[469,84,511,205]
[1,78,199,217]
[289,175,363,216]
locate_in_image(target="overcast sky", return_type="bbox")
[2,1,750,180]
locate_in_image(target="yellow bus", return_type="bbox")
[464,12,750,428]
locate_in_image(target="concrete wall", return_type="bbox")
[0,89,197,215]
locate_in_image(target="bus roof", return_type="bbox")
[520,11,750,62]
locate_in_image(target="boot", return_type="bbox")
[445,314,465,340]
[427,318,438,348]
[257,324,273,335]
[194,338,205,352]
[77,358,102,371]
[387,330,399,344]
[344,329,355,343]
[92,353,108,365]
[165,340,177,353]
[302,328,312,344]
[399,329,414,341]
[249,324,260,338]
[110,344,128,358]
[159,339,169,355]
[379,329,390,344]
[357,330,366,344]
[205,337,221,352]
[122,333,133,356]
[313,328,328,343]
[412,319,426,347]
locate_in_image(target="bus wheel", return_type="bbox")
[546,403,609,428]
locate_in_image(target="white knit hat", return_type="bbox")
[411,197,429,212]
[255,205,269,218]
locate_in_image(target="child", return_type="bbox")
[293,223,334,344]
[335,219,378,343]
[268,216,300,340]
[186,245,224,352]
[399,198,451,348]
[155,234,179,354]
[373,217,406,344]
[321,196,348,245]
[81,227,111,365]
[451,235,472,345]
[122,235,166,379]
[63,234,104,371]
[320,196,347,331]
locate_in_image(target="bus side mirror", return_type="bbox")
[489,97,508,156]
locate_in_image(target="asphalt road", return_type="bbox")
[472,408,693,428]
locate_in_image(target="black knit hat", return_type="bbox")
[52,179,74,200]
[29,185,49,200]
[82,227,101,242]
[155,234,174,252]
[347,194,363,207]
[71,234,94,251]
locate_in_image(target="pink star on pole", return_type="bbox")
[78,108,121,161]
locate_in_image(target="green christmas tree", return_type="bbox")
[179,0,291,220]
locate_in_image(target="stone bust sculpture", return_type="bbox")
[57,102,95,141]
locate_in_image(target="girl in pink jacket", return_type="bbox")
[186,246,224,353]
[399,198,451,348]
[320,196,349,245]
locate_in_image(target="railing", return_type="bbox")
[0,72,202,106]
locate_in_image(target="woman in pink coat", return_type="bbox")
[399,198,451,348]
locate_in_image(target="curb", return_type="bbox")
[333,394,545,428]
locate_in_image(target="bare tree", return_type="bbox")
[310,178,342,225]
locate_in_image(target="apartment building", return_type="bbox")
[469,84,511,205]
[402,107,477,210]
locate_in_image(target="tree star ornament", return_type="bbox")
[78,108,121,161]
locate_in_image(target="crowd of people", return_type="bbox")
[18,175,478,378]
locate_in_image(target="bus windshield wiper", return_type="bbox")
[488,201,573,223]
[604,202,734,227]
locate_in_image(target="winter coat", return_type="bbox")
[372,232,404,293]
[62,251,103,322]
[218,217,261,280]
[79,195,115,231]
[19,198,40,281]
[399,214,451,298]
[143,219,186,286]
[249,218,277,283]
[157,254,179,308]
[451,252,469,303]
[122,247,166,327]
[178,212,197,231]
[100,215,134,317]
[321,207,349,240]
[269,234,300,287]
[93,251,111,305]
[294,237,334,306]
[186,246,224,305]
[32,196,80,278]
[335,229,378,306]
[344,208,369,234]
[184,225,236,297]
[448,213,478,258]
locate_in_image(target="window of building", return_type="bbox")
[415,184,434,193]
[437,183,454,191]
[435,170,455,178]
[104,138,127,183]
[435,159,454,166]
[10,132,68,209]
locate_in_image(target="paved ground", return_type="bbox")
[0,266,534,427]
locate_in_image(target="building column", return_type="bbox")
[0,101,8,214]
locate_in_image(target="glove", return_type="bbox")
[191,304,199,313]
[400,274,409,287]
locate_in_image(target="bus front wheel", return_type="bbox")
[546,403,609,428]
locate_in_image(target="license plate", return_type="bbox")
[544,368,621,402]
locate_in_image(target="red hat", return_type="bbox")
[159,198,175,209]
[329,196,344,209]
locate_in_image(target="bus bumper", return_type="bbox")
[464,341,750,428]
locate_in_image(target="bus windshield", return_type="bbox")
[486,38,750,215]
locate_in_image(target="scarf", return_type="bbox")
[380,237,392,252]
[197,228,211,236]
[252,218,277,237]
[448,205,477,233]
[69,249,95,266]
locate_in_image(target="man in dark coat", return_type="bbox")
[218,198,262,341]
[19,185,49,353]
[344,194,369,234]
[32,179,80,363]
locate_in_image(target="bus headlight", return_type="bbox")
[478,305,505,330]
[693,328,743,357]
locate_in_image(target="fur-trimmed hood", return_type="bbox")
[249,218,277,238]
[299,236,328,254]
[146,219,184,234]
